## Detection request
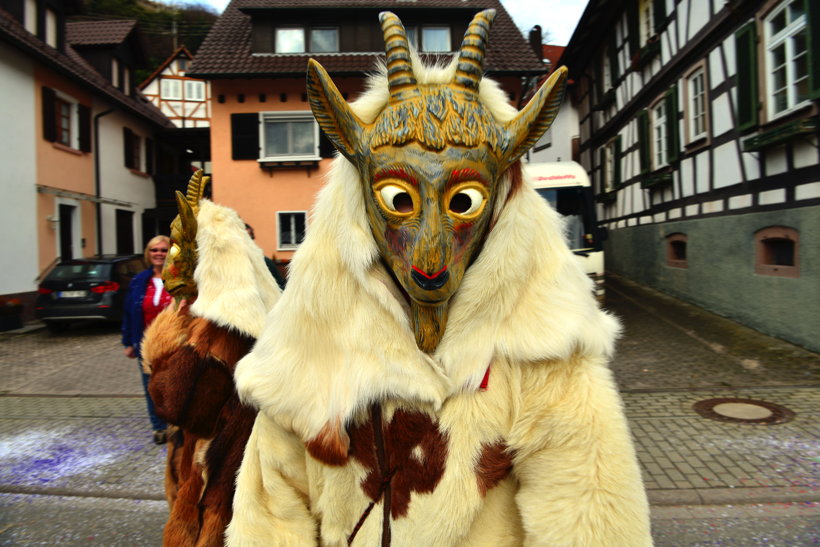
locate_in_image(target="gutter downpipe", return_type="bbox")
[94,106,115,256]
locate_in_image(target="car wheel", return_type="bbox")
[45,322,69,333]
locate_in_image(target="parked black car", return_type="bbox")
[35,255,146,332]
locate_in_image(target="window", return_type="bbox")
[123,127,142,170]
[185,80,205,101]
[639,0,654,44]
[685,66,709,143]
[755,226,799,277]
[407,25,451,52]
[178,58,188,72]
[639,88,679,173]
[666,233,688,268]
[111,58,120,88]
[260,112,320,161]
[41,87,91,152]
[310,28,338,53]
[764,0,809,118]
[161,79,181,100]
[56,97,71,147]
[600,136,622,192]
[278,212,307,249]
[45,8,57,47]
[652,100,667,169]
[276,27,305,53]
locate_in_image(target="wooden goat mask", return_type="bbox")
[307,10,567,352]
[163,169,209,302]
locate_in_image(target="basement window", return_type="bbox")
[666,233,688,268]
[755,226,799,277]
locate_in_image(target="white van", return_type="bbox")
[525,161,605,297]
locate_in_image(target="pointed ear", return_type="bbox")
[501,66,568,169]
[306,59,364,163]
[175,191,197,241]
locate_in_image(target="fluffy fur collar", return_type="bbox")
[234,59,619,444]
[190,200,281,338]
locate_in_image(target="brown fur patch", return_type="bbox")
[149,345,234,437]
[188,319,254,370]
[349,407,449,519]
[475,441,514,496]
[306,419,350,466]
[142,306,192,374]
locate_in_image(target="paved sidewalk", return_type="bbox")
[0,277,818,544]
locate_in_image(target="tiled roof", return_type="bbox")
[189,0,545,78]
[0,13,172,128]
[66,19,137,46]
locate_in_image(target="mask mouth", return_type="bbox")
[410,266,449,291]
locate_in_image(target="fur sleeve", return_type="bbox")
[508,356,652,546]
[226,413,317,546]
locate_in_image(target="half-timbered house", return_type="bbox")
[559,0,819,350]
[140,45,211,128]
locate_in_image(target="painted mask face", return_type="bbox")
[162,170,209,302]
[307,10,567,351]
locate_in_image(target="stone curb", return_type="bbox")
[648,485,819,506]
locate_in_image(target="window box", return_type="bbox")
[631,37,660,71]
[595,190,617,204]
[742,115,817,151]
[640,171,673,189]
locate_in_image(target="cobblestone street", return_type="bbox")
[0,276,818,545]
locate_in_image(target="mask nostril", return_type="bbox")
[410,266,449,291]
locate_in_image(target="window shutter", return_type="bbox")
[627,1,640,55]
[734,22,758,131]
[807,0,820,99]
[42,86,56,142]
[594,61,604,104]
[665,85,680,164]
[599,147,607,190]
[123,127,134,168]
[231,113,260,160]
[653,0,666,32]
[145,138,154,175]
[614,135,622,186]
[638,110,650,174]
[608,34,619,88]
[78,104,91,152]
[319,130,335,158]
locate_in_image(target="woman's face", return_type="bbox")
[148,243,168,268]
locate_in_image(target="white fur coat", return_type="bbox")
[227,59,651,546]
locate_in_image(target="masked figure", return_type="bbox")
[141,171,281,546]
[228,11,650,546]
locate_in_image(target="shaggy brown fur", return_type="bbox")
[142,306,256,546]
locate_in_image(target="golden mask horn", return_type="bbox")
[184,169,209,212]
[454,9,496,92]
[379,11,419,102]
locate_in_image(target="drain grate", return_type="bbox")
[692,397,795,425]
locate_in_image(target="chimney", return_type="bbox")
[528,25,543,60]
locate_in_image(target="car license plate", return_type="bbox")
[58,290,87,298]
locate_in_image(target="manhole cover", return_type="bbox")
[693,398,795,425]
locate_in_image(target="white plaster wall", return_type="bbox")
[713,141,742,188]
[688,0,710,40]
[681,156,694,196]
[695,152,710,193]
[97,106,157,254]
[530,102,578,163]
[794,137,818,169]
[0,47,39,293]
[711,92,733,137]
[765,145,788,176]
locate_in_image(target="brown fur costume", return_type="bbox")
[141,198,281,546]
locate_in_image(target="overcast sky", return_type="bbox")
[187,0,588,46]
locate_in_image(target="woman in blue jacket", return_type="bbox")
[122,236,172,444]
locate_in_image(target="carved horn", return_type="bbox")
[184,169,209,212]
[379,11,419,101]
[454,9,496,92]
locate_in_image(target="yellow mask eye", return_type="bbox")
[447,185,487,220]
[168,244,180,259]
[375,182,416,217]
